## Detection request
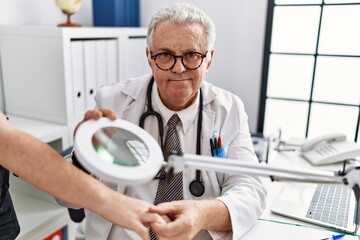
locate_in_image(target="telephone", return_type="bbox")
[300,133,360,165]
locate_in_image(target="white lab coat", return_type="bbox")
[70,73,267,240]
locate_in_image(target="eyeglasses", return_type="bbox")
[150,51,207,71]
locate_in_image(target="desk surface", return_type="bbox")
[253,150,360,239]
[242,219,358,240]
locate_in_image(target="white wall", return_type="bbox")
[0,0,93,26]
[140,1,268,131]
[0,0,267,132]
[0,0,93,114]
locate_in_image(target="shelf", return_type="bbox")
[7,115,69,151]
[0,26,148,127]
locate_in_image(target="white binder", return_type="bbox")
[106,39,118,84]
[83,40,97,110]
[70,41,86,115]
[95,40,107,89]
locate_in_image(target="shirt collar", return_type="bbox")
[152,81,199,134]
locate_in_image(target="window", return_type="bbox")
[258,0,360,141]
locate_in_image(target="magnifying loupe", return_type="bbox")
[74,118,164,185]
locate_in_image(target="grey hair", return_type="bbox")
[147,2,216,51]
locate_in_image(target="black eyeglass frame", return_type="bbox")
[150,51,208,71]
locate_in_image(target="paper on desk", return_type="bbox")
[241,220,358,240]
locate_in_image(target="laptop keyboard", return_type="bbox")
[306,184,351,228]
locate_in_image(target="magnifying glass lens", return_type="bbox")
[92,127,149,167]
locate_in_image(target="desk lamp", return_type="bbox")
[165,153,360,234]
[74,118,360,233]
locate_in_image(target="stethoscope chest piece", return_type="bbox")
[189,179,205,197]
[140,77,205,197]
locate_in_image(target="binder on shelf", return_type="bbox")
[106,39,118,85]
[70,41,86,115]
[83,40,97,110]
[95,40,107,89]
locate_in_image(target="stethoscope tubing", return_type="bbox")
[139,77,205,197]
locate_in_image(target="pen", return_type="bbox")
[210,138,215,157]
[218,136,222,148]
[320,233,346,240]
[214,137,218,155]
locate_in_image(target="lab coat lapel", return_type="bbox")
[200,84,223,197]
[121,95,146,123]
[201,108,215,157]
[120,75,151,123]
[200,82,217,156]
[182,84,219,199]
[121,78,163,147]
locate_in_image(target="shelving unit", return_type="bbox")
[0,25,150,239]
[0,25,149,144]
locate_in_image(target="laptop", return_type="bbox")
[271,183,359,234]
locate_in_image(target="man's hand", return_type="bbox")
[149,199,231,240]
[100,193,167,240]
[74,107,118,136]
[148,200,204,240]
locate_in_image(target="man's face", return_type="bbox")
[147,22,214,111]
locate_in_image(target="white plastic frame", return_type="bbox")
[74,118,164,185]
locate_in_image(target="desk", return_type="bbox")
[261,150,358,224]
[244,150,360,239]
[242,219,358,240]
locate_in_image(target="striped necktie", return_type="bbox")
[149,114,183,239]
[155,113,183,203]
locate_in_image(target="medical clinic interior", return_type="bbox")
[1,0,360,239]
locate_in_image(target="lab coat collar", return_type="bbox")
[121,73,153,101]
[121,73,217,108]
[152,81,199,135]
[200,80,217,106]
[121,74,218,138]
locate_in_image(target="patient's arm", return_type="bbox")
[0,113,164,240]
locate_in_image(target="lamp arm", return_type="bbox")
[166,153,360,188]
[166,153,360,232]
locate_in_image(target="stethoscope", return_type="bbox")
[139,77,205,197]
